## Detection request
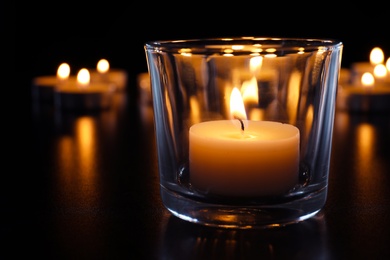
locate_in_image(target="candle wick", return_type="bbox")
[234,116,245,131]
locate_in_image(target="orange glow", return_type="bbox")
[76,117,94,172]
[357,124,374,153]
[305,105,314,135]
[189,96,201,124]
[241,77,258,105]
[249,108,265,121]
[287,70,301,123]
[58,136,74,177]
[356,123,374,173]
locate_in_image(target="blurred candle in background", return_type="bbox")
[337,46,390,112]
[337,71,390,112]
[54,68,116,111]
[32,62,71,102]
[350,47,388,87]
[96,58,110,82]
[90,59,128,91]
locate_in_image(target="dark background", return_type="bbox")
[13,3,390,258]
[19,2,390,99]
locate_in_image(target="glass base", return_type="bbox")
[160,186,326,229]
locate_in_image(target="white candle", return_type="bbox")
[337,71,390,112]
[32,62,71,101]
[90,59,128,91]
[55,68,116,110]
[350,47,389,87]
[189,87,300,197]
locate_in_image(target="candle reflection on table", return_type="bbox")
[52,116,103,250]
[158,212,329,259]
[56,116,97,199]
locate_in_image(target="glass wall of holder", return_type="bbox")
[144,37,343,229]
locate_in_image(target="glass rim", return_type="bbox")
[144,36,343,55]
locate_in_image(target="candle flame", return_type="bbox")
[97,59,110,73]
[57,63,70,80]
[373,64,387,78]
[386,58,390,72]
[230,87,247,121]
[361,72,374,87]
[77,68,90,87]
[370,47,384,65]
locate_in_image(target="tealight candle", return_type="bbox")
[189,88,300,197]
[54,68,116,111]
[90,59,128,91]
[337,72,390,112]
[350,47,389,87]
[32,63,71,102]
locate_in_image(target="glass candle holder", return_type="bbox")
[144,37,343,229]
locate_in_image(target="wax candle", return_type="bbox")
[189,88,300,197]
[54,68,116,111]
[32,63,71,102]
[90,59,128,91]
[337,72,390,112]
[350,47,389,87]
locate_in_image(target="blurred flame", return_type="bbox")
[305,105,314,137]
[361,72,375,87]
[370,47,384,65]
[57,63,70,80]
[386,58,390,72]
[232,45,244,50]
[223,49,234,56]
[97,59,109,73]
[287,70,301,124]
[77,68,90,87]
[189,96,201,124]
[373,64,387,78]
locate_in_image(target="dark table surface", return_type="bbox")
[16,82,390,259]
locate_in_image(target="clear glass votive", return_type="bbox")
[144,37,343,229]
